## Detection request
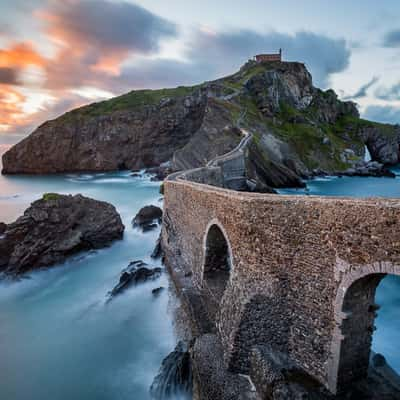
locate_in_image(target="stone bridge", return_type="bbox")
[162,157,400,395]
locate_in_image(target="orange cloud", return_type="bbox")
[0,42,45,69]
[0,85,27,132]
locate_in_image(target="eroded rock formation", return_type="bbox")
[107,260,162,300]
[132,205,163,232]
[0,193,124,276]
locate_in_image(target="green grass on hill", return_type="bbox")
[42,193,61,201]
[61,85,199,120]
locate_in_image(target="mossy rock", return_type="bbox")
[42,193,61,201]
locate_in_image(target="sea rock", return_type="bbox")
[132,205,163,232]
[0,222,7,235]
[0,194,124,276]
[339,161,396,178]
[150,341,192,399]
[146,162,173,181]
[246,179,277,194]
[152,286,165,297]
[361,125,400,165]
[151,234,163,259]
[108,260,162,299]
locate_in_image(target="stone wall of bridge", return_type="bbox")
[162,178,400,394]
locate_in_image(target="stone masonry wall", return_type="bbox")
[162,178,400,393]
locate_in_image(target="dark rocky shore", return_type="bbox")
[0,193,124,276]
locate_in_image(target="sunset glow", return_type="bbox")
[0,0,399,135]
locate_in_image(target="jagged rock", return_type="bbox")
[361,125,400,165]
[245,62,315,116]
[132,205,162,231]
[372,353,386,368]
[151,234,163,259]
[0,222,7,235]
[339,161,396,178]
[108,260,162,299]
[246,179,276,194]
[0,194,124,276]
[150,341,192,399]
[247,138,306,188]
[146,162,173,181]
[152,286,165,296]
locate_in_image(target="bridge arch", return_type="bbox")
[328,262,400,394]
[201,219,233,304]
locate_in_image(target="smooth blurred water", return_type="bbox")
[0,141,185,400]
[1,133,400,398]
[278,166,400,373]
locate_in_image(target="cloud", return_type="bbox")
[39,0,177,86]
[0,68,19,85]
[188,29,351,88]
[0,42,45,69]
[375,82,400,101]
[110,29,352,91]
[343,76,379,100]
[383,30,400,47]
[43,0,177,54]
[363,105,400,125]
[0,85,27,131]
[0,88,89,134]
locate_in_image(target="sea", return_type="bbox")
[0,135,399,399]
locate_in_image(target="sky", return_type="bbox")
[1,0,400,137]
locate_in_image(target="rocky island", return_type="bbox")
[0,193,124,276]
[2,60,399,189]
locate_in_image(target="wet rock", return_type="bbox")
[132,205,162,232]
[108,260,162,299]
[146,163,173,181]
[150,341,192,399]
[130,172,141,177]
[372,353,386,368]
[152,287,165,297]
[151,234,163,259]
[0,222,7,235]
[339,161,396,178]
[361,127,400,165]
[0,194,124,276]
[246,179,276,194]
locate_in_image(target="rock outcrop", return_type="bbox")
[2,91,207,174]
[150,341,192,399]
[107,260,162,300]
[132,205,163,232]
[3,60,399,188]
[0,193,124,276]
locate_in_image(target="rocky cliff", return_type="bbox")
[3,61,399,187]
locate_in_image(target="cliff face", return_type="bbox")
[2,90,208,174]
[3,61,399,186]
